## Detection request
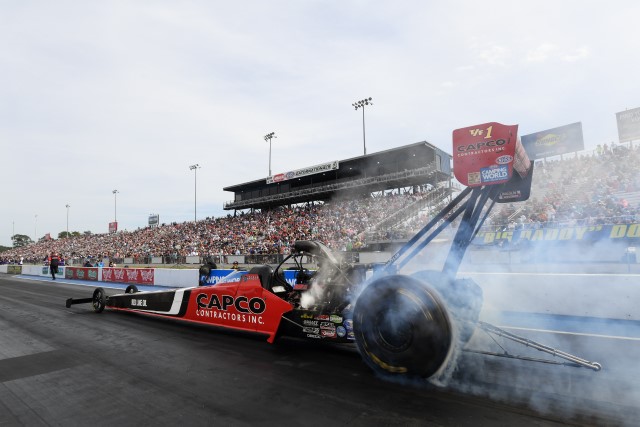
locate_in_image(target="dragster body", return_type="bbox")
[66,122,602,380]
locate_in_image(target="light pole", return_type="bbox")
[65,204,70,237]
[264,132,276,176]
[189,164,200,222]
[352,97,373,155]
[112,190,119,222]
[34,214,38,242]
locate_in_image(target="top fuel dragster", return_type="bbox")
[66,122,601,380]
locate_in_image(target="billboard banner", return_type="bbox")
[149,214,160,226]
[65,267,99,281]
[102,267,155,285]
[616,107,640,143]
[474,223,640,245]
[267,161,339,184]
[521,122,584,159]
[109,222,118,233]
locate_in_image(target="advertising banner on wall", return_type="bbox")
[102,268,154,285]
[521,122,584,159]
[41,266,64,277]
[616,107,640,143]
[474,223,640,246]
[65,267,99,281]
[109,222,118,233]
[7,265,22,274]
[266,161,339,184]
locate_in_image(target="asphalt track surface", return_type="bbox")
[1,274,640,426]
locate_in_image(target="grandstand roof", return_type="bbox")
[223,141,452,211]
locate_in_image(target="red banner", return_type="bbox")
[102,267,155,285]
[65,267,99,281]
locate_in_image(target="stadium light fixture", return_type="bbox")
[264,132,277,176]
[112,190,119,223]
[189,164,200,222]
[65,204,70,237]
[352,97,373,155]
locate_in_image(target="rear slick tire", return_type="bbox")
[353,274,452,379]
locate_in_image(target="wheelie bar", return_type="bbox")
[477,321,602,371]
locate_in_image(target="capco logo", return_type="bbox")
[496,155,513,164]
[196,293,266,314]
[457,139,507,152]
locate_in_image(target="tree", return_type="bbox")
[58,231,71,239]
[12,234,33,248]
[0,245,11,253]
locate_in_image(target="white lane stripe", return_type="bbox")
[499,325,640,341]
[463,272,640,277]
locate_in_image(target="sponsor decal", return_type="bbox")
[496,155,513,164]
[302,327,320,334]
[196,294,265,314]
[195,293,266,325]
[320,322,335,329]
[535,133,560,147]
[300,313,314,319]
[344,319,353,332]
[306,334,322,339]
[456,138,507,153]
[480,165,508,183]
[329,315,343,323]
[303,320,319,327]
[347,331,355,339]
[131,299,148,307]
[336,326,346,338]
[321,329,336,338]
[316,314,330,321]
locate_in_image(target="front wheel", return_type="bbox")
[92,287,106,313]
[353,275,452,379]
[125,285,138,294]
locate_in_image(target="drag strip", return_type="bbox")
[1,274,638,426]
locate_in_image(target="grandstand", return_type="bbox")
[223,141,452,211]
[2,142,639,268]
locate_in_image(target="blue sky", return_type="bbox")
[1,0,639,245]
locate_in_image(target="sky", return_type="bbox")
[1,0,639,246]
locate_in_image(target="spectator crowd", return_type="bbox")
[2,143,639,265]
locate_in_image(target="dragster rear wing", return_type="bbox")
[453,122,533,203]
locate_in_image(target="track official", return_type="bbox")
[50,252,60,280]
